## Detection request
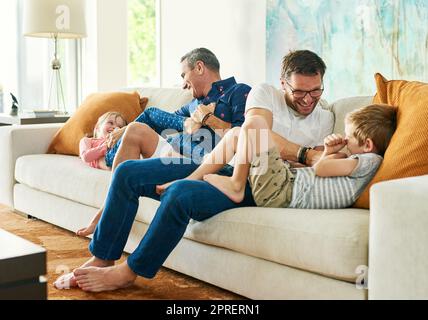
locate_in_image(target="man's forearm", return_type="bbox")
[204,114,232,131]
[271,131,300,162]
[271,131,323,166]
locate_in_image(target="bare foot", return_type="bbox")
[53,256,114,290]
[76,222,97,237]
[52,272,77,290]
[76,209,102,237]
[74,261,137,292]
[203,174,245,203]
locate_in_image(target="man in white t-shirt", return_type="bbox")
[246,50,334,166]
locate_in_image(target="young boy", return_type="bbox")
[157,104,397,209]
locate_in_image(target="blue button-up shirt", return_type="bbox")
[168,77,251,162]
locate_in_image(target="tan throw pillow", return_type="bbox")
[47,92,148,156]
[354,73,428,209]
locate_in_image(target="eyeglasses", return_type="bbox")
[285,80,324,99]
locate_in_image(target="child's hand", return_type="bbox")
[184,117,202,134]
[323,134,348,155]
[107,127,126,149]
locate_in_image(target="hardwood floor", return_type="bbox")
[0,204,244,300]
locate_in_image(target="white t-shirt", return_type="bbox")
[245,83,334,147]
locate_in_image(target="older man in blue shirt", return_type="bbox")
[72,48,251,239]
[103,48,250,168]
[53,48,254,291]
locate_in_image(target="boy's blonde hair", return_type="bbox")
[93,112,127,138]
[345,104,397,156]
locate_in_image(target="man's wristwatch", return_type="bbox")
[201,112,213,126]
[297,146,313,165]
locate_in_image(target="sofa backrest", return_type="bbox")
[126,86,373,136]
[126,87,193,113]
[330,96,373,134]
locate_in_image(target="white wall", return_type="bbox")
[82,0,128,97]
[160,0,266,88]
[84,0,266,94]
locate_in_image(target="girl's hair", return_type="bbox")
[345,104,397,156]
[93,112,128,138]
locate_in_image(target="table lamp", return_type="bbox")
[23,0,87,114]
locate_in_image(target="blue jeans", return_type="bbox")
[105,107,185,167]
[89,158,255,278]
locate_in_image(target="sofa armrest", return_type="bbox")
[369,175,428,299]
[0,124,63,207]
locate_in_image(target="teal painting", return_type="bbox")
[267,0,428,102]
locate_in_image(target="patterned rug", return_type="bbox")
[0,205,244,300]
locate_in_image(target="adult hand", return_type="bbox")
[106,126,126,149]
[323,134,348,155]
[191,103,216,124]
[184,118,202,134]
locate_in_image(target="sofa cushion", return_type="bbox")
[188,207,368,282]
[15,154,171,222]
[126,87,194,114]
[16,154,369,282]
[47,92,148,156]
[331,96,373,134]
[15,155,111,209]
[355,73,428,208]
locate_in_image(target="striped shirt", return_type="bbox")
[288,153,383,209]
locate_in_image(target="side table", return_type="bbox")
[0,229,47,300]
[0,112,70,126]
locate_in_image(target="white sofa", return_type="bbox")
[1,88,428,300]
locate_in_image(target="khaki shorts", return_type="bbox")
[248,147,295,208]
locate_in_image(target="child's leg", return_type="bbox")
[204,115,274,203]
[187,126,241,180]
[112,123,160,170]
[156,127,240,194]
[77,211,102,237]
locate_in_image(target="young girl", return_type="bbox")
[79,112,127,171]
[76,111,182,237]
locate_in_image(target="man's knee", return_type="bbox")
[161,182,194,218]
[126,122,150,134]
[123,123,151,143]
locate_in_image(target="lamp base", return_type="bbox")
[48,62,66,115]
[47,36,67,114]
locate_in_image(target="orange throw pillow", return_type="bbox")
[354,73,428,209]
[47,92,148,156]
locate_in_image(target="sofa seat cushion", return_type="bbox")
[16,154,111,209]
[15,155,160,222]
[187,208,368,282]
[16,154,369,282]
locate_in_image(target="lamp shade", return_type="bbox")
[23,0,87,39]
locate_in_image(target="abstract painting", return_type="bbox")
[267,0,428,102]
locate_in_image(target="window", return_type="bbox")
[0,0,80,114]
[128,0,159,87]
[0,1,18,113]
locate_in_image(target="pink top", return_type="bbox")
[79,137,108,169]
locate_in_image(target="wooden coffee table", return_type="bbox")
[0,229,47,300]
